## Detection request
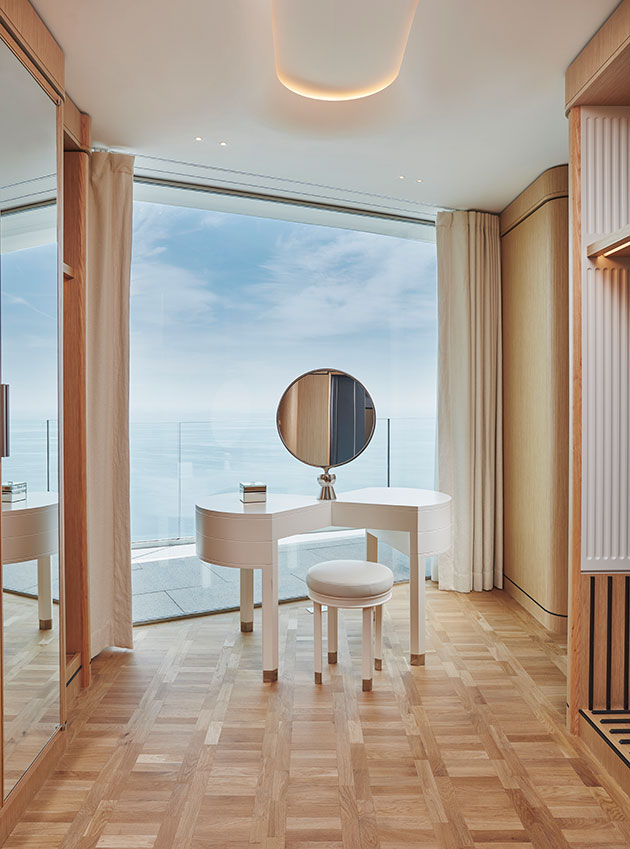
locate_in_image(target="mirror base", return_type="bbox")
[317,472,336,500]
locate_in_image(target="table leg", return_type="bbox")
[37,555,53,630]
[409,535,425,666]
[366,530,378,562]
[240,568,254,632]
[262,543,279,682]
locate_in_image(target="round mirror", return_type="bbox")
[276,368,376,499]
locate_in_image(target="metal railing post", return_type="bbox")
[46,419,50,492]
[387,417,391,487]
[177,421,182,540]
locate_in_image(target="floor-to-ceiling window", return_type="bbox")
[130,184,437,623]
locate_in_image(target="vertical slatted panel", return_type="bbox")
[582,108,630,571]
[592,576,610,708]
[611,575,627,708]
[588,573,630,710]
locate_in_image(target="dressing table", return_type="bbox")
[196,486,451,681]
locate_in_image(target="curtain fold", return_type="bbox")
[434,210,503,592]
[87,151,135,656]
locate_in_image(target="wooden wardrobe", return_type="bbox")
[0,1,90,838]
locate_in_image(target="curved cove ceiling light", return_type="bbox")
[271,0,419,102]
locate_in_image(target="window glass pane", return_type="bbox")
[130,193,436,621]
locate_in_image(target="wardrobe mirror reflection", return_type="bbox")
[0,37,60,797]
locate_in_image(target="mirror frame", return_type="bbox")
[276,367,377,471]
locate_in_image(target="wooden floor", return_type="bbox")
[6,583,630,849]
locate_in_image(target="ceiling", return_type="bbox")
[33,0,619,216]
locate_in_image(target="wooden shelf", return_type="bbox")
[587,224,630,258]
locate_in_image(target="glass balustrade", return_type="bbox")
[2,417,435,621]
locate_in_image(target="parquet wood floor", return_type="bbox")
[5,584,630,848]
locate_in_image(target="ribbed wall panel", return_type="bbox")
[582,108,630,572]
[583,109,630,239]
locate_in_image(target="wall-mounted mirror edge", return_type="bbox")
[0,30,65,801]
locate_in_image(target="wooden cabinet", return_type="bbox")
[500,166,570,632]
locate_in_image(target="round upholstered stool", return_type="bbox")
[306,559,394,691]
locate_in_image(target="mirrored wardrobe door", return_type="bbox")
[0,37,61,797]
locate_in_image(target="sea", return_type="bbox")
[4,417,436,545]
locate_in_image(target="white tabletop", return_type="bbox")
[337,487,451,509]
[196,492,322,518]
[196,487,451,518]
[1,492,58,514]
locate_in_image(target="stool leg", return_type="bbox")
[328,605,338,664]
[362,607,373,691]
[374,604,383,671]
[314,602,323,684]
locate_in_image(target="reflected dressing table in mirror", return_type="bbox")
[196,369,451,681]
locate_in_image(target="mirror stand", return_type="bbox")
[317,471,337,500]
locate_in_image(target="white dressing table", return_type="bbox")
[196,486,451,681]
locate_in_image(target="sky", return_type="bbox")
[130,199,437,423]
[0,238,58,421]
[0,199,437,425]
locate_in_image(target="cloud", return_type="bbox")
[1,290,56,320]
[250,227,436,339]
[129,204,437,419]
[131,203,221,335]
[132,201,224,264]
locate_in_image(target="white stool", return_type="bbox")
[306,559,394,691]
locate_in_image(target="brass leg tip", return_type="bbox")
[374,658,382,671]
[362,679,373,692]
[263,668,278,683]
[410,653,425,666]
[39,619,53,631]
[240,621,253,633]
[314,672,323,684]
[328,651,337,664]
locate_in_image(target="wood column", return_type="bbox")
[63,125,91,688]
[567,106,587,735]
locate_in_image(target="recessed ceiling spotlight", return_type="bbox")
[399,175,405,180]
[219,141,228,147]
[194,136,203,141]
[416,178,423,183]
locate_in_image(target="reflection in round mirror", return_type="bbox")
[276,369,376,499]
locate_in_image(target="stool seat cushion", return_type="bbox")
[306,559,394,599]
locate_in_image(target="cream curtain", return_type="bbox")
[435,210,503,592]
[87,151,135,656]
